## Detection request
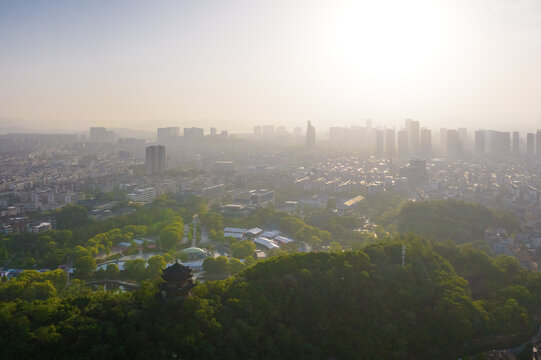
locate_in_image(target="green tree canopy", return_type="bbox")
[74,256,96,278]
[230,240,256,259]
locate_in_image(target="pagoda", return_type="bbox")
[160,261,195,299]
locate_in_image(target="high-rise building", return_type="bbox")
[537,130,541,158]
[375,129,384,157]
[254,126,262,137]
[385,129,395,158]
[276,126,288,136]
[420,128,431,155]
[489,131,510,157]
[90,127,107,142]
[409,120,420,154]
[89,127,115,143]
[157,127,179,144]
[306,121,316,148]
[440,128,447,152]
[397,129,409,158]
[262,125,275,139]
[184,127,204,137]
[458,128,468,151]
[345,126,364,148]
[329,127,344,145]
[145,145,166,176]
[527,133,534,157]
[210,127,217,136]
[446,129,461,157]
[404,119,412,131]
[475,130,485,155]
[512,131,520,155]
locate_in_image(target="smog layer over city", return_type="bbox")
[1,1,541,359]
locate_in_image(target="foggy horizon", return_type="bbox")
[2,0,541,133]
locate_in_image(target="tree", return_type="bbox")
[160,222,184,250]
[329,242,343,252]
[72,245,90,259]
[0,245,9,260]
[105,263,120,278]
[56,204,88,230]
[203,256,228,274]
[41,269,68,290]
[209,229,225,243]
[203,257,216,273]
[326,198,337,210]
[230,240,256,259]
[124,259,147,281]
[227,258,245,275]
[146,255,166,279]
[23,280,57,301]
[214,256,228,274]
[309,235,322,248]
[243,255,256,267]
[74,256,96,278]
[162,253,173,263]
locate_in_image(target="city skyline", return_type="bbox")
[2,0,541,132]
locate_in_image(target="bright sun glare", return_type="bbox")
[325,0,457,87]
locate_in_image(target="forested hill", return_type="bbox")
[395,199,520,243]
[1,236,540,360]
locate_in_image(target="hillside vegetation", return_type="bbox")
[0,235,539,359]
[395,200,520,243]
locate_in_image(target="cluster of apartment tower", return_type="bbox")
[330,120,541,159]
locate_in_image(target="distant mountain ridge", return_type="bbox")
[0,118,155,139]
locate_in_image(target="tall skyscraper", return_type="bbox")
[446,129,461,158]
[475,130,486,155]
[276,126,288,136]
[397,129,409,158]
[420,128,431,155]
[458,128,468,151]
[262,125,275,139]
[365,119,372,142]
[157,127,179,144]
[184,127,204,137]
[385,128,395,158]
[489,131,510,157]
[409,120,420,155]
[254,126,262,137]
[527,133,534,157]
[345,126,363,148]
[329,127,344,145]
[365,119,372,132]
[404,119,412,132]
[210,127,217,136]
[89,127,115,143]
[440,128,447,152]
[536,130,541,158]
[306,121,316,148]
[145,145,166,176]
[512,131,520,155]
[375,129,384,157]
[90,127,107,142]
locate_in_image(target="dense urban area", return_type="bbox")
[1,121,541,359]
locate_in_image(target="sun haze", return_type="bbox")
[1,0,541,131]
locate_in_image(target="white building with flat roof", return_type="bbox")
[127,187,156,203]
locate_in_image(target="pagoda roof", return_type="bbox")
[162,261,193,282]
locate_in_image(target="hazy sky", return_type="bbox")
[1,0,541,132]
